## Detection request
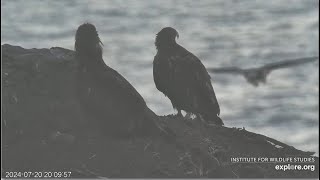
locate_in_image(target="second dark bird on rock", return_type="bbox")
[153,27,223,126]
[75,23,168,137]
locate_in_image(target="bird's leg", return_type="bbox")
[185,112,193,119]
[176,109,183,118]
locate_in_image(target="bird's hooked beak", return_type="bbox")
[175,30,179,39]
[99,39,104,46]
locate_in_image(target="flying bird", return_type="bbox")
[208,57,318,86]
[75,23,168,137]
[153,27,223,126]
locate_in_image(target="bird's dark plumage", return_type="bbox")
[153,27,223,125]
[75,23,166,137]
[208,56,318,86]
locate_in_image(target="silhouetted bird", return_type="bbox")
[153,27,223,126]
[208,57,318,86]
[75,23,166,137]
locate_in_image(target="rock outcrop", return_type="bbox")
[2,44,318,178]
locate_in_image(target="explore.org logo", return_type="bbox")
[275,164,315,172]
[230,157,316,172]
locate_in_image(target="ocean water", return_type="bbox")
[1,0,319,154]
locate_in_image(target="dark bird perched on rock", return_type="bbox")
[208,57,318,87]
[75,23,167,137]
[153,27,223,126]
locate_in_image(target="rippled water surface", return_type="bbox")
[2,0,319,154]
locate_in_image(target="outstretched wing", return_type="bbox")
[263,56,318,71]
[208,66,244,75]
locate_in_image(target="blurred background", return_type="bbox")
[1,0,319,154]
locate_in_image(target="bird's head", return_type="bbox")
[155,27,179,50]
[75,23,103,58]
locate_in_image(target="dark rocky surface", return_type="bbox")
[2,44,318,178]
